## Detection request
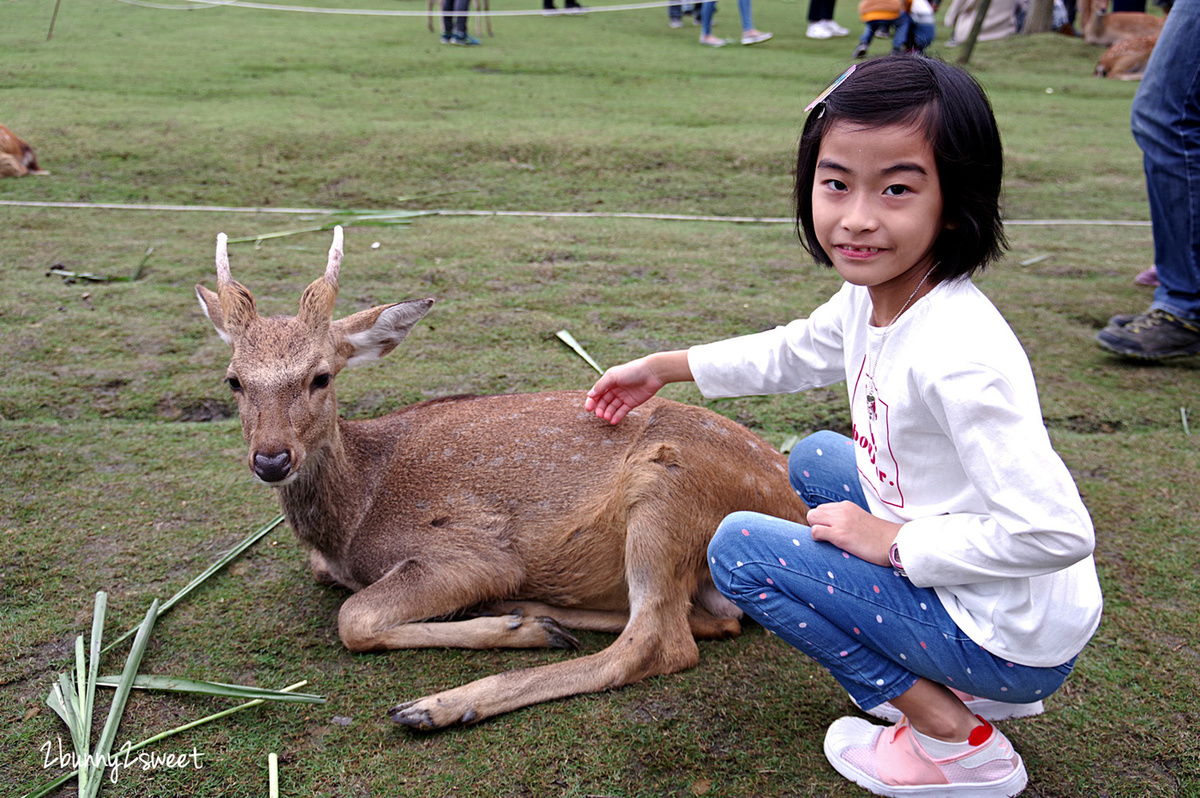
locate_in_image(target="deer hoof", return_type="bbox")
[537,616,581,650]
[388,699,479,731]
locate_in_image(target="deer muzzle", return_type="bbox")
[253,449,295,484]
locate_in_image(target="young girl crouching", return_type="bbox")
[585,56,1102,798]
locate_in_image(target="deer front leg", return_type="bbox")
[335,563,580,652]
[387,600,700,730]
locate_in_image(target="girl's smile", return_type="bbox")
[812,120,948,324]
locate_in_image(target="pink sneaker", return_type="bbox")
[824,716,1028,797]
[858,688,1044,724]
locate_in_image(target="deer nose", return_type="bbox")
[253,450,293,483]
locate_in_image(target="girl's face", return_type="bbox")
[812,119,948,319]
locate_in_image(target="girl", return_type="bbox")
[586,56,1102,798]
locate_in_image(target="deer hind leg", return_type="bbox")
[484,601,631,634]
[389,503,704,730]
[335,557,579,653]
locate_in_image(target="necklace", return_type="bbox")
[865,269,933,421]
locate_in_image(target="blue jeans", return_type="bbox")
[699,0,716,34]
[858,19,893,46]
[1132,0,1200,322]
[736,0,753,31]
[707,430,1075,712]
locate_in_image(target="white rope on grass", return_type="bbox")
[0,199,1153,226]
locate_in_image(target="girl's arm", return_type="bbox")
[586,350,693,425]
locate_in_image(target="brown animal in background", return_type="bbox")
[1095,34,1158,79]
[0,123,49,177]
[1079,0,1164,46]
[196,227,810,731]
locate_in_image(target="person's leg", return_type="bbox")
[737,0,753,29]
[699,1,724,42]
[1097,0,1200,357]
[454,0,470,37]
[1136,0,1200,323]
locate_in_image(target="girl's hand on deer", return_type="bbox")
[586,357,667,425]
[807,501,901,567]
[586,351,693,425]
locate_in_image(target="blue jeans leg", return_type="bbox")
[708,432,1076,712]
[1132,0,1200,322]
[700,0,716,35]
[737,0,753,31]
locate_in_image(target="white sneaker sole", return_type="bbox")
[824,718,1029,798]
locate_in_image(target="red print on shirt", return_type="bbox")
[851,357,905,509]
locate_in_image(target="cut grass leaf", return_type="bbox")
[93,674,325,704]
[102,514,285,655]
[226,209,427,245]
[555,330,605,375]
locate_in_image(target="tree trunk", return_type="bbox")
[1023,0,1057,33]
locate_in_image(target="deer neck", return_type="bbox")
[277,418,363,557]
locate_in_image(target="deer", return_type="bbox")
[1095,34,1158,79]
[0,123,49,178]
[1079,0,1164,46]
[195,227,810,731]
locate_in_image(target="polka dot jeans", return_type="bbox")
[707,430,1075,713]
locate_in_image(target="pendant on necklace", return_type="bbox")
[866,377,878,421]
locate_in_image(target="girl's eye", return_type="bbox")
[823,178,848,191]
[884,184,911,197]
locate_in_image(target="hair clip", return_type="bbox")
[804,64,857,115]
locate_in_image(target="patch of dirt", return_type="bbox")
[156,396,235,422]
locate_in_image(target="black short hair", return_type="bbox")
[793,55,1006,283]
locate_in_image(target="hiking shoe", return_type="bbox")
[1095,308,1200,359]
[857,689,1044,724]
[825,716,1028,798]
[450,33,481,45]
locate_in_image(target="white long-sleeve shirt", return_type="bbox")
[688,278,1102,667]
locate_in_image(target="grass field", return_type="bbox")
[2,0,1198,795]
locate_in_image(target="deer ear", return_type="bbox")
[336,298,434,367]
[196,284,234,345]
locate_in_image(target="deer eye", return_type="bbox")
[226,376,243,393]
[311,373,331,390]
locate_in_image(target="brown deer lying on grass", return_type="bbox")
[196,227,809,730]
[0,123,49,177]
[1095,34,1158,79]
[1079,0,1164,46]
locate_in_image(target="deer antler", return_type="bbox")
[325,225,344,284]
[216,232,232,286]
[297,226,343,329]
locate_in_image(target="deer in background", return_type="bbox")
[1079,0,1164,46]
[195,227,810,730]
[0,123,49,178]
[1095,34,1158,79]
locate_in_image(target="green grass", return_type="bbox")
[2,0,1198,795]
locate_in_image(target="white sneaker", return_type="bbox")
[806,21,833,38]
[823,19,850,36]
[825,716,1028,798]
